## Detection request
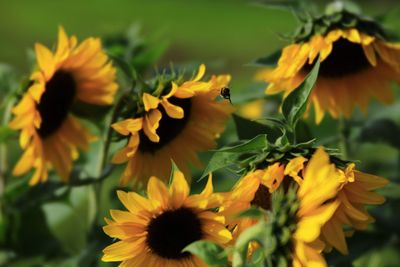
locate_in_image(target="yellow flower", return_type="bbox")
[9,26,118,185]
[111,64,234,187]
[102,168,232,266]
[320,163,389,255]
[258,28,400,123]
[237,99,265,119]
[292,148,341,267]
[220,157,307,251]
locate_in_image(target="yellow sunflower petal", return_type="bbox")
[164,82,178,99]
[143,109,162,143]
[193,64,206,82]
[112,118,143,136]
[161,99,184,119]
[102,238,145,262]
[147,176,169,208]
[169,169,189,208]
[143,93,160,111]
[362,44,377,66]
[34,43,55,80]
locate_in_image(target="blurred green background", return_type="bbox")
[1,0,399,86]
[1,0,400,266]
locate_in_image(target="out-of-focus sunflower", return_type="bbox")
[9,26,118,185]
[320,163,389,255]
[219,157,307,252]
[237,99,265,119]
[112,64,234,187]
[257,8,400,123]
[292,148,341,267]
[102,167,232,266]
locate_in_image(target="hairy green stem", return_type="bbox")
[93,92,127,223]
[338,116,350,159]
[98,92,128,175]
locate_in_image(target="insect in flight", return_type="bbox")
[220,87,232,104]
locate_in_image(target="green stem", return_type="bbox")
[93,92,127,223]
[338,116,350,159]
[98,92,127,175]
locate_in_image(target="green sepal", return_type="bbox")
[183,240,228,266]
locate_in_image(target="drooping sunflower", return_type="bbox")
[320,162,389,255]
[112,64,234,187]
[102,167,232,266]
[257,8,400,123]
[9,26,118,185]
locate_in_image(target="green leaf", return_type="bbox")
[251,50,282,67]
[183,240,227,266]
[168,160,180,185]
[233,114,283,142]
[218,134,268,153]
[358,119,400,149]
[69,186,97,231]
[353,244,400,267]
[201,152,241,179]
[281,58,320,130]
[42,202,87,255]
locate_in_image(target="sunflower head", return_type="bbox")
[111,64,234,187]
[9,26,118,185]
[102,166,232,266]
[257,3,400,123]
[219,145,313,258]
[222,141,389,266]
[224,148,342,266]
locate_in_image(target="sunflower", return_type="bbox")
[258,17,400,123]
[221,148,340,266]
[102,167,232,266]
[291,148,341,267]
[320,163,389,255]
[220,157,307,250]
[112,64,234,187]
[237,99,265,119]
[8,26,118,185]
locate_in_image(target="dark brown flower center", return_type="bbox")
[146,207,203,259]
[250,184,271,210]
[37,70,76,138]
[302,37,371,77]
[138,97,192,153]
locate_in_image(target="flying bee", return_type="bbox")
[220,87,232,104]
